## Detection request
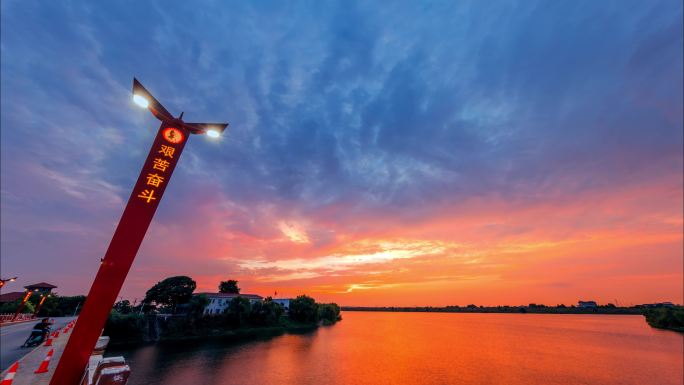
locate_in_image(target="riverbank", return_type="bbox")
[341,305,643,315]
[343,305,684,333]
[105,315,332,347]
[105,297,341,347]
[642,307,684,333]
[158,319,320,344]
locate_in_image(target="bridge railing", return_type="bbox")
[0,313,37,323]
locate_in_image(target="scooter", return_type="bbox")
[22,327,50,348]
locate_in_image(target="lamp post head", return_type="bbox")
[132,78,229,138]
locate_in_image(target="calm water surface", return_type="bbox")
[110,312,683,385]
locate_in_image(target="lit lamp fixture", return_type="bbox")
[132,94,149,108]
[131,78,228,138]
[0,276,17,288]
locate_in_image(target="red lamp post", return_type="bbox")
[34,294,49,316]
[49,79,228,385]
[12,290,34,321]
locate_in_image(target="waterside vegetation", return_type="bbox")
[104,276,341,346]
[642,306,684,333]
[343,304,684,333]
[342,304,643,315]
[0,294,84,317]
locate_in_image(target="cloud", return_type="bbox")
[1,0,681,305]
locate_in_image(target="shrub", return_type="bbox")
[289,295,319,324]
[318,303,341,325]
[644,307,684,332]
[104,313,146,344]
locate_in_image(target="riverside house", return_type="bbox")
[195,292,263,315]
[272,298,292,310]
[578,300,598,308]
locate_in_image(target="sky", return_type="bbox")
[1,0,682,307]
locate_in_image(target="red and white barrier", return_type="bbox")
[0,362,18,385]
[34,349,54,374]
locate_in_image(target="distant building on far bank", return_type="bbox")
[639,302,675,308]
[194,292,263,315]
[578,300,598,308]
[272,298,291,310]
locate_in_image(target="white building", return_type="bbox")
[272,298,292,310]
[195,293,263,315]
[578,300,598,308]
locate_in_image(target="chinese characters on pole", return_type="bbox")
[49,124,189,385]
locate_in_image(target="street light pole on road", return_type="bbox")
[50,79,228,385]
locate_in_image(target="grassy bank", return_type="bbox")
[105,315,325,347]
[642,307,684,333]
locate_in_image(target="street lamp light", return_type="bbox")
[132,94,149,108]
[51,78,229,385]
[131,78,228,138]
[0,276,17,288]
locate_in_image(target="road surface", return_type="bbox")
[0,316,75,371]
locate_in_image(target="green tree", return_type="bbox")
[643,307,684,332]
[289,295,319,324]
[227,296,252,326]
[318,303,341,325]
[249,297,284,326]
[56,295,85,316]
[0,299,34,314]
[219,280,240,294]
[114,300,132,314]
[187,294,210,318]
[144,276,196,313]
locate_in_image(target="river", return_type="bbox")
[108,312,683,385]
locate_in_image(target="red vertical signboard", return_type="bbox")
[50,123,190,385]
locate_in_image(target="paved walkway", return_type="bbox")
[1,320,76,385]
[0,317,75,371]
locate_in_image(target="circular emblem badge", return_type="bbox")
[162,127,184,144]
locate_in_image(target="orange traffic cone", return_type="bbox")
[53,331,59,338]
[34,349,54,374]
[1,362,18,385]
[44,338,52,346]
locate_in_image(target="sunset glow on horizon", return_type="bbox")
[1,1,682,307]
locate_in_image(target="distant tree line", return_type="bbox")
[0,294,85,317]
[341,304,643,315]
